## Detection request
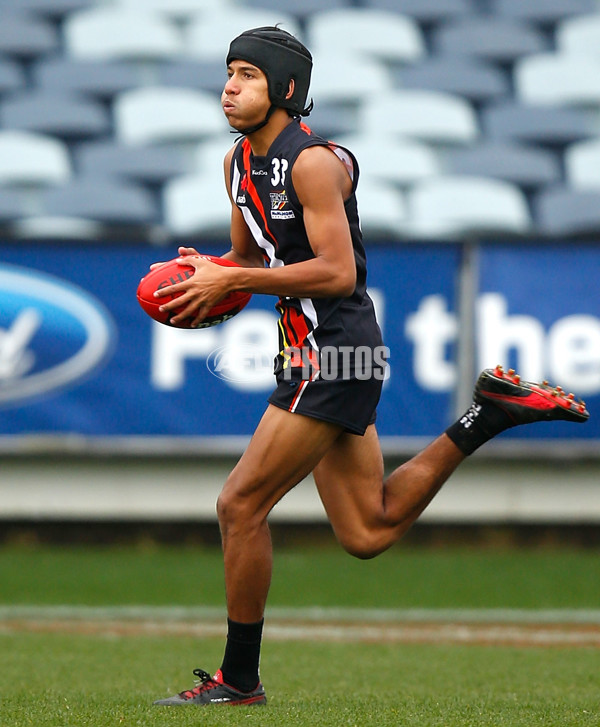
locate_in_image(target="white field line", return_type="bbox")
[1,605,600,623]
[1,606,599,647]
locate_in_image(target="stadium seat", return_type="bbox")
[0,11,58,58]
[157,60,226,95]
[64,7,182,61]
[481,102,594,147]
[75,141,190,184]
[556,13,600,56]
[564,138,600,190]
[355,179,408,239]
[363,0,472,24]
[405,176,532,239]
[163,173,232,236]
[305,9,425,64]
[335,134,441,186]
[304,102,359,139]
[193,136,238,176]
[183,9,301,60]
[0,188,37,223]
[12,215,103,240]
[533,186,600,237]
[495,0,597,25]
[116,0,236,19]
[40,178,158,225]
[0,130,71,186]
[360,89,479,145]
[309,53,394,106]
[2,0,97,19]
[0,58,26,95]
[444,141,561,190]
[515,54,600,107]
[431,17,548,64]
[393,57,509,104]
[240,0,348,21]
[1,91,111,140]
[34,59,142,99]
[113,87,227,146]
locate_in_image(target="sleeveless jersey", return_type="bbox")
[230,118,383,377]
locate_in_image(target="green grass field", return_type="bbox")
[1,543,599,726]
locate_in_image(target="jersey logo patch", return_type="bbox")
[237,173,248,204]
[270,191,295,220]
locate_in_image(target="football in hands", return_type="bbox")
[137,255,251,328]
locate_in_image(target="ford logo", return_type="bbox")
[0,264,116,406]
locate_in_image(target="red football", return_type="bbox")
[137,255,252,328]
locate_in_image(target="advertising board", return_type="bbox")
[0,242,597,445]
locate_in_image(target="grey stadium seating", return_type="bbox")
[363,0,473,24]
[0,1,98,18]
[405,176,532,239]
[305,9,425,64]
[242,0,349,22]
[431,17,548,63]
[157,60,228,95]
[533,187,600,237]
[444,141,561,190]
[564,139,600,192]
[33,59,143,99]
[514,54,600,107]
[495,0,597,25]
[360,89,479,145]
[63,7,182,61]
[1,0,600,239]
[392,57,509,104]
[40,178,158,226]
[1,91,111,140]
[0,58,26,95]
[75,141,191,185]
[112,87,228,146]
[0,130,71,186]
[481,102,595,147]
[0,11,59,58]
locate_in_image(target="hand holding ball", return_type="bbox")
[137,255,251,328]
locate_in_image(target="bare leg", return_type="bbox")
[217,405,343,622]
[314,426,465,558]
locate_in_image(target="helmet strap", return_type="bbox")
[230,104,277,138]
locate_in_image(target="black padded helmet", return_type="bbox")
[226,26,313,117]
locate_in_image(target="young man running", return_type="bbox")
[152,26,589,706]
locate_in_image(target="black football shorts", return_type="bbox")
[268,365,384,435]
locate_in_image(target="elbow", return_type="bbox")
[336,268,356,297]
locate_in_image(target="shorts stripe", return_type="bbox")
[289,371,320,413]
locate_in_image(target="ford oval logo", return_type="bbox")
[0,264,116,406]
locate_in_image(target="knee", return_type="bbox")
[336,530,385,560]
[216,487,245,532]
[216,478,264,536]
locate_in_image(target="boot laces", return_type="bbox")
[180,669,218,699]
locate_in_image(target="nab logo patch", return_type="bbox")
[0,264,116,406]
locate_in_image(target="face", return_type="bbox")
[222,60,271,131]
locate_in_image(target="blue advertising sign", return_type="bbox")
[0,242,458,440]
[477,244,600,440]
[0,241,597,443]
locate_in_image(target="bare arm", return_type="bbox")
[157,144,356,327]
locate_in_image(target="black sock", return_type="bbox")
[445,400,515,456]
[219,618,264,693]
